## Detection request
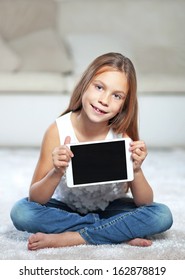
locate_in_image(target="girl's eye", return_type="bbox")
[95,84,103,91]
[113,93,122,100]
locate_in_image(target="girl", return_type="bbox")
[10,52,173,250]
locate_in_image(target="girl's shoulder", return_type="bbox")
[46,122,59,138]
[41,122,60,151]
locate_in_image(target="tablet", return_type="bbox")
[66,138,133,188]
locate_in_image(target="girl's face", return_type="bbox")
[81,70,129,125]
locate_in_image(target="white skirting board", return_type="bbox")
[0,94,70,147]
[138,94,185,148]
[0,93,184,148]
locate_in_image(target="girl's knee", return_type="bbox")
[10,198,34,232]
[153,203,173,231]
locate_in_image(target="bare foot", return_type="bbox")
[28,232,86,251]
[127,238,152,247]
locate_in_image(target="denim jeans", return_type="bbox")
[10,197,173,245]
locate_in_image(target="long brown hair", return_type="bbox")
[62,52,139,141]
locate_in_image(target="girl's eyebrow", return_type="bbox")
[93,79,127,96]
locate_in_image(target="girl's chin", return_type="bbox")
[86,115,111,126]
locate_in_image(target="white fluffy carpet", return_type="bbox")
[0,148,185,260]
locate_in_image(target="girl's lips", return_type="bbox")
[91,105,107,114]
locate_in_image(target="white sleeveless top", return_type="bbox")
[52,112,127,214]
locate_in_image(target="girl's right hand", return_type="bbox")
[52,136,74,175]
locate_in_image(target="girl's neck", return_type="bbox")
[71,111,110,142]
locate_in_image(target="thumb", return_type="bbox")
[64,136,71,145]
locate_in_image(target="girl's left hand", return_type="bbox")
[129,140,148,173]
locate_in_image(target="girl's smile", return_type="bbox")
[91,104,108,115]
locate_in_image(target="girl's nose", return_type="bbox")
[98,93,109,107]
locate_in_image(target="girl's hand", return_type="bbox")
[52,136,74,175]
[129,140,147,173]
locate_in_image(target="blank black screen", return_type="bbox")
[70,140,128,185]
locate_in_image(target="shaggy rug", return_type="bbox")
[0,147,185,260]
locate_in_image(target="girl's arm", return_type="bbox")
[129,141,153,206]
[28,122,73,204]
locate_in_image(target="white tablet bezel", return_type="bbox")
[66,138,133,188]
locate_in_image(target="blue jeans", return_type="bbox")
[10,197,173,245]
